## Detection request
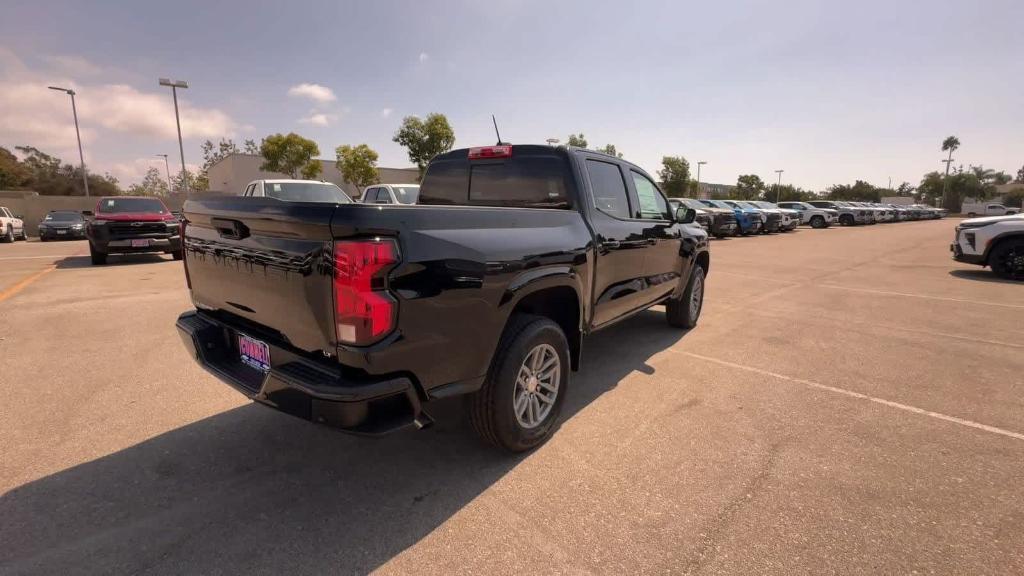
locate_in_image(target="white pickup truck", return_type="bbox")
[951,213,1024,279]
[1,206,27,242]
[962,202,1019,218]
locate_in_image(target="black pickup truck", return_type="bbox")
[176,145,710,451]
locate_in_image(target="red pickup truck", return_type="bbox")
[86,196,183,265]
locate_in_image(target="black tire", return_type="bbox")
[2,225,12,243]
[967,212,977,218]
[839,214,854,226]
[988,239,1024,280]
[666,265,705,329]
[172,250,184,261]
[810,215,826,229]
[89,243,107,265]
[469,315,570,452]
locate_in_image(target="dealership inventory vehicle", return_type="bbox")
[700,199,762,235]
[1,206,26,242]
[360,184,421,205]
[777,201,838,228]
[176,144,710,451]
[962,202,1018,218]
[669,198,712,232]
[38,210,87,241]
[807,200,870,226]
[86,197,182,264]
[750,200,800,231]
[951,213,1024,279]
[727,200,782,233]
[673,198,737,238]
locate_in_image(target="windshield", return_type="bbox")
[97,198,167,214]
[754,201,778,209]
[264,182,352,203]
[45,211,84,222]
[392,185,420,205]
[682,199,706,210]
[736,201,757,209]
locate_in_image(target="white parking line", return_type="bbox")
[677,350,1024,442]
[819,284,1024,310]
[0,255,72,261]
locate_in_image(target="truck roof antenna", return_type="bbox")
[492,115,508,146]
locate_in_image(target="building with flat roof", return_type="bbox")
[206,154,419,197]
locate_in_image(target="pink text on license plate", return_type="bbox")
[238,334,271,372]
[131,239,149,247]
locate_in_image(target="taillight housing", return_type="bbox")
[333,239,399,345]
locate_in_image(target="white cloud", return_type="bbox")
[380,108,393,118]
[418,52,429,63]
[287,83,336,103]
[0,47,239,185]
[299,112,338,127]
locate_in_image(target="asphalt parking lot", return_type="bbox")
[2,220,1023,575]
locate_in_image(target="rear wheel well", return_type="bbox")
[509,287,581,370]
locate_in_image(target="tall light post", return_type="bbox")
[48,86,89,197]
[695,161,707,199]
[155,154,172,192]
[774,169,785,203]
[158,78,189,193]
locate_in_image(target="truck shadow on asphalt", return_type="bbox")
[0,309,685,575]
[55,254,177,269]
[948,269,1020,285]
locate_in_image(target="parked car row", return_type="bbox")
[660,198,948,239]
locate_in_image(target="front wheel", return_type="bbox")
[172,250,184,261]
[469,315,569,452]
[666,265,705,329]
[989,239,1024,280]
[810,215,826,229]
[2,226,13,243]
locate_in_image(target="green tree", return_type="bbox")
[0,147,30,189]
[1003,187,1024,208]
[335,144,380,190]
[828,180,880,202]
[762,184,812,202]
[171,168,208,193]
[243,139,259,155]
[734,174,765,200]
[596,143,622,158]
[896,182,915,196]
[393,113,456,178]
[1016,164,1024,184]
[940,135,961,210]
[259,133,322,179]
[658,156,690,197]
[566,133,588,148]
[128,167,169,196]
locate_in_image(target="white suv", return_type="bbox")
[1,206,26,242]
[777,201,838,228]
[951,213,1024,279]
[360,184,421,205]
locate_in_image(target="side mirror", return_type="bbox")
[676,206,696,224]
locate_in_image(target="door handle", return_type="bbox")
[601,240,621,249]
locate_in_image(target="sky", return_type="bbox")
[1,0,1021,191]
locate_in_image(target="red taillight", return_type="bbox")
[334,239,399,345]
[468,145,512,160]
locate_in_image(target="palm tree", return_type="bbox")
[941,136,961,210]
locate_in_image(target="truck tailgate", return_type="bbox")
[183,197,338,353]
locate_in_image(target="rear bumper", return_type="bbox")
[176,310,429,434]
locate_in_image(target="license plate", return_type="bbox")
[57,230,67,235]
[131,239,149,248]
[238,334,271,372]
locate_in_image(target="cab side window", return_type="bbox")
[630,171,671,220]
[585,160,631,219]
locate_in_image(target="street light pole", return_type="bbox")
[48,86,89,197]
[156,154,172,191]
[695,161,707,199]
[775,169,784,203]
[159,78,189,193]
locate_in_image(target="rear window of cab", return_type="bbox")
[420,148,573,208]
